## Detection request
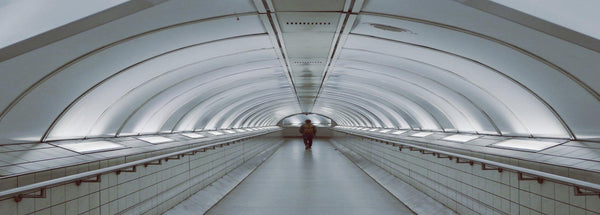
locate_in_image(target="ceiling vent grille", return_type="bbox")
[286,22,332,25]
[293,60,324,64]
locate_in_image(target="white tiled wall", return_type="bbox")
[0,137,281,215]
[335,135,600,215]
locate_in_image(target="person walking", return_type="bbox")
[299,119,317,150]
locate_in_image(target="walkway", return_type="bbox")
[205,138,414,215]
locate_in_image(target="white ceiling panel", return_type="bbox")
[0,0,598,149]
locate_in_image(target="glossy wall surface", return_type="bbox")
[0,0,599,147]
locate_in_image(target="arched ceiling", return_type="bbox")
[0,0,599,144]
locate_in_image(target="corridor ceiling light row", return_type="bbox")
[392,131,407,135]
[138,136,174,144]
[208,131,224,136]
[442,134,481,143]
[411,132,434,138]
[491,139,564,152]
[180,133,205,139]
[54,140,125,154]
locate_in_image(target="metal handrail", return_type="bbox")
[334,128,600,193]
[0,130,278,201]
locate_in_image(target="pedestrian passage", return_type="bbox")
[172,138,416,215]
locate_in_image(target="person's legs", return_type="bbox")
[307,137,313,149]
[303,136,309,150]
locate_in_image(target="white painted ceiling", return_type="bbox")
[0,0,599,144]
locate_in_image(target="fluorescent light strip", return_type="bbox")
[392,130,407,135]
[57,141,125,153]
[138,136,173,144]
[443,134,480,143]
[379,130,391,133]
[491,139,562,152]
[411,132,433,137]
[369,128,379,132]
[224,130,236,134]
[181,133,205,138]
[208,131,224,135]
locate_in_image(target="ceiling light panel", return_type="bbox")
[411,132,434,137]
[181,133,205,138]
[55,140,125,153]
[491,139,563,152]
[392,130,407,135]
[138,136,174,144]
[443,134,481,142]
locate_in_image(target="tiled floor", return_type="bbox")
[204,139,415,215]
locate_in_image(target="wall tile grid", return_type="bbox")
[0,137,281,215]
[335,135,600,215]
[375,131,600,185]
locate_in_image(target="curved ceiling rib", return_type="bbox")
[112,65,284,135]
[181,83,295,130]
[316,107,363,126]
[331,32,573,138]
[2,0,600,146]
[323,82,444,131]
[0,12,258,122]
[334,59,501,133]
[316,90,410,129]
[235,101,305,128]
[313,97,385,128]
[347,33,572,138]
[204,97,298,130]
[0,12,275,143]
[333,68,485,133]
[210,92,303,129]
[317,93,395,128]
[137,76,290,134]
[336,48,525,135]
[277,113,336,125]
[45,37,276,140]
[359,12,600,102]
[313,106,362,127]
[324,90,412,129]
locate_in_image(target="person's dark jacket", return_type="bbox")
[299,123,316,137]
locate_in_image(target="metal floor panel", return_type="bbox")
[204,138,414,215]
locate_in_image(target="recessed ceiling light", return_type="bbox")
[411,132,433,137]
[181,133,205,138]
[56,141,125,153]
[138,136,173,144]
[392,130,407,135]
[443,134,480,143]
[491,139,563,152]
[208,131,224,135]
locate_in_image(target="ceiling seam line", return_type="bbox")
[257,0,303,111]
[359,11,600,111]
[116,66,282,137]
[320,88,422,130]
[449,0,600,53]
[41,36,268,141]
[339,49,522,135]
[338,63,501,135]
[321,90,413,130]
[351,33,575,140]
[325,82,447,131]
[312,6,357,112]
[160,80,285,134]
[0,12,259,125]
[44,44,272,141]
